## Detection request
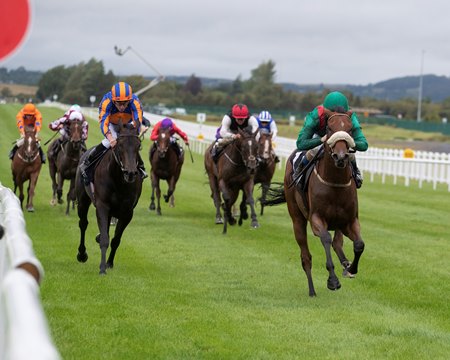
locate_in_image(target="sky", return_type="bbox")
[1,0,450,85]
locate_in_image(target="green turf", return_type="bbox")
[1,104,449,359]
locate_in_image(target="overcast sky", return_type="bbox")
[2,0,449,85]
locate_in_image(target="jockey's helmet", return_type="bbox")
[23,103,36,115]
[161,118,173,129]
[111,82,133,101]
[258,110,272,122]
[69,111,83,121]
[231,104,249,119]
[70,104,82,113]
[323,91,349,112]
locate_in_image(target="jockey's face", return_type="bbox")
[24,114,34,119]
[114,100,130,112]
[235,117,246,126]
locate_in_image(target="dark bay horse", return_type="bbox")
[48,119,84,214]
[254,130,276,215]
[149,127,184,215]
[265,110,365,296]
[11,127,42,212]
[75,124,143,275]
[204,128,260,234]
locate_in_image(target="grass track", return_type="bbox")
[1,104,449,359]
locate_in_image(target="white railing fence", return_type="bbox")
[0,184,60,360]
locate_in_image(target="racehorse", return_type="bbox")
[254,130,276,215]
[204,128,260,234]
[264,110,365,296]
[75,123,143,275]
[149,126,184,215]
[11,127,42,212]
[48,119,84,215]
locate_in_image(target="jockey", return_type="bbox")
[256,110,279,163]
[9,103,46,163]
[295,91,368,188]
[211,103,259,161]
[48,105,88,159]
[79,82,147,185]
[150,117,189,158]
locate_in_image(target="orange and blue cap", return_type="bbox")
[111,82,133,101]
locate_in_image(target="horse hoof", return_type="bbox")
[106,262,114,269]
[50,199,56,206]
[77,252,88,263]
[229,218,236,226]
[95,234,100,244]
[327,279,341,291]
[99,270,107,275]
[58,199,63,204]
[238,219,243,226]
[343,269,356,278]
[27,207,34,212]
[157,210,162,216]
[163,195,169,203]
[251,221,260,228]
[215,217,224,224]
[149,204,155,211]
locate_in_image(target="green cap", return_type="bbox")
[323,91,349,112]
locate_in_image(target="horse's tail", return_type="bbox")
[261,182,286,206]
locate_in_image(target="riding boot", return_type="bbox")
[39,147,46,164]
[294,155,309,181]
[80,143,107,185]
[211,143,221,162]
[49,138,61,159]
[351,159,363,189]
[137,153,148,179]
[9,145,18,160]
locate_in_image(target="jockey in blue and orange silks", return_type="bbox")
[80,82,147,185]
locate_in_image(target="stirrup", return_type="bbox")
[139,168,148,179]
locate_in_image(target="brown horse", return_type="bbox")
[11,127,42,212]
[149,127,184,215]
[75,124,143,274]
[254,130,276,215]
[265,110,365,296]
[204,128,260,234]
[48,119,85,214]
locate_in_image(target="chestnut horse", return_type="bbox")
[75,124,143,275]
[11,127,42,212]
[254,130,276,215]
[204,128,260,234]
[48,119,85,214]
[265,110,365,296]
[149,127,184,215]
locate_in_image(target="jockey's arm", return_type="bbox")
[219,115,234,139]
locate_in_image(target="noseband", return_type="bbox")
[111,133,140,173]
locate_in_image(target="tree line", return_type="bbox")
[2,59,450,122]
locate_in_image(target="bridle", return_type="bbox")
[111,133,141,173]
[18,133,39,163]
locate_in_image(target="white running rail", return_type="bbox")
[0,184,60,360]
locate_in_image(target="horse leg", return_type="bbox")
[310,214,341,291]
[332,230,353,277]
[219,180,237,230]
[76,191,91,263]
[26,172,39,212]
[207,172,223,224]
[49,163,58,206]
[344,219,365,277]
[243,181,259,228]
[286,197,316,296]
[107,213,132,269]
[95,205,111,274]
[155,178,162,216]
[260,182,269,216]
[238,192,248,226]
[65,178,75,216]
[149,174,156,211]
[164,177,174,205]
[57,172,64,204]
[17,182,25,209]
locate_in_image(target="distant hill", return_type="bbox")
[280,74,450,102]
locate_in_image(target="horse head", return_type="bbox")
[324,110,355,169]
[69,120,83,151]
[113,123,142,183]
[21,127,40,162]
[257,129,273,163]
[236,128,259,174]
[156,127,171,158]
